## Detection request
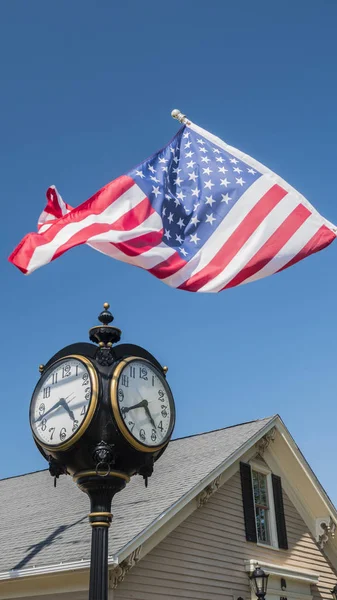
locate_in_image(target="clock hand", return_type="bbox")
[59,398,75,421]
[143,404,156,429]
[35,399,63,422]
[121,400,146,415]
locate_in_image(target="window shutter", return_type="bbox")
[240,462,257,543]
[272,474,288,550]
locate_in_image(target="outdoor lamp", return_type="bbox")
[250,566,269,600]
[330,584,337,600]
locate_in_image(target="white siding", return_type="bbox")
[115,470,337,600]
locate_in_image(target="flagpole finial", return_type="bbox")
[171,109,191,125]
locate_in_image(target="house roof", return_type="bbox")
[0,416,275,577]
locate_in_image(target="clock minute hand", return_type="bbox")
[143,404,156,429]
[35,399,63,422]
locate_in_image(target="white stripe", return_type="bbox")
[162,176,273,288]
[27,184,146,273]
[188,122,337,233]
[88,211,162,244]
[242,213,322,285]
[88,241,176,269]
[199,191,300,292]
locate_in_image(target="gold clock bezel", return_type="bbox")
[30,354,98,452]
[110,356,174,453]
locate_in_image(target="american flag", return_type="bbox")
[9,120,336,292]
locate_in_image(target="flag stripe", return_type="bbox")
[149,252,188,279]
[162,176,275,289]
[222,204,311,289]
[179,184,287,292]
[278,224,336,273]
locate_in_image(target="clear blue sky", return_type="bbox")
[1,1,337,504]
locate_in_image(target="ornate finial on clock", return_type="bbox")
[89,302,122,353]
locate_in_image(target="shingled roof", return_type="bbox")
[0,417,275,576]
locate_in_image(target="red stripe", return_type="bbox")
[45,187,64,219]
[179,184,287,292]
[223,204,311,289]
[8,175,135,272]
[112,229,164,257]
[51,196,155,262]
[149,251,187,279]
[277,224,336,273]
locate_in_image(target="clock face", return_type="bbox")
[30,356,98,449]
[112,358,175,451]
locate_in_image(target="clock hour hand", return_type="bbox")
[121,400,146,415]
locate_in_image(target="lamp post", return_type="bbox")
[330,584,337,600]
[250,566,269,600]
[29,304,176,600]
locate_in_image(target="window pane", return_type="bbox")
[252,470,270,544]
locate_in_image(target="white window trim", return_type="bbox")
[250,460,279,549]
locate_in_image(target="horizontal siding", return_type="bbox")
[115,470,337,600]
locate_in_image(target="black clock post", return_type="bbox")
[31,304,175,600]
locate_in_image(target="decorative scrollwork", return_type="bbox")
[316,517,336,549]
[110,546,142,588]
[196,475,222,508]
[256,427,276,455]
[96,347,115,366]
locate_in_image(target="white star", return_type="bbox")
[221,193,232,204]
[167,212,174,224]
[216,156,225,163]
[205,213,216,225]
[201,156,210,164]
[185,151,194,158]
[203,167,213,175]
[135,170,145,179]
[164,229,171,240]
[177,190,186,201]
[190,214,200,227]
[162,166,168,173]
[218,166,228,174]
[180,247,188,256]
[233,167,243,174]
[199,147,207,153]
[193,202,200,212]
[165,193,172,200]
[186,160,196,169]
[236,177,245,186]
[162,206,166,216]
[159,157,168,164]
[191,187,200,197]
[220,178,230,187]
[173,156,179,164]
[230,157,239,164]
[152,186,160,197]
[213,148,220,154]
[172,167,181,174]
[248,168,256,174]
[185,141,192,148]
[197,138,205,145]
[204,179,214,190]
[188,171,198,182]
[190,232,200,245]
[170,146,176,154]
[150,175,160,183]
[176,234,183,244]
[174,198,180,207]
[183,131,190,139]
[174,176,183,186]
[205,195,216,206]
[177,217,185,229]
[148,164,156,173]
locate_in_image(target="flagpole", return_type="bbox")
[171,109,191,125]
